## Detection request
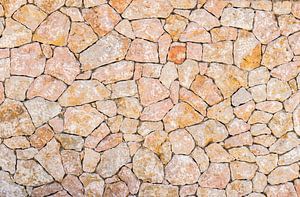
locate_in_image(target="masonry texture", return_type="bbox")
[0,0,300,196]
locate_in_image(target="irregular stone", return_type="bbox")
[14,160,53,186]
[45,47,80,85]
[61,150,82,176]
[180,184,198,197]
[33,11,70,46]
[0,58,10,82]
[268,164,299,185]
[254,134,277,148]
[199,163,230,189]
[143,130,167,154]
[224,132,253,148]
[251,123,271,136]
[24,97,61,127]
[207,99,234,124]
[111,80,137,98]
[234,30,261,70]
[0,144,16,174]
[82,4,121,37]
[59,80,110,106]
[4,136,30,149]
[133,148,164,183]
[234,101,256,121]
[289,32,300,55]
[197,188,226,197]
[139,183,178,197]
[294,105,300,135]
[226,180,252,197]
[30,125,54,149]
[96,100,117,117]
[126,39,158,63]
[203,41,233,64]
[221,8,254,30]
[265,183,297,197]
[271,61,300,82]
[262,36,294,69]
[191,147,209,172]
[269,111,293,137]
[62,175,84,197]
[270,132,300,154]
[232,88,252,107]
[60,7,84,22]
[118,167,140,195]
[115,19,135,39]
[229,147,255,162]
[170,0,197,8]
[79,173,104,197]
[186,42,202,61]
[206,63,247,98]
[159,62,178,88]
[230,161,257,180]
[140,99,173,121]
[205,143,233,162]
[267,78,291,102]
[80,31,130,71]
[27,75,67,101]
[97,143,130,178]
[158,33,172,64]
[122,0,173,19]
[35,0,64,13]
[248,67,270,87]
[179,22,211,43]
[109,0,131,13]
[177,60,199,89]
[96,133,122,151]
[279,15,300,36]
[167,43,186,64]
[82,148,100,172]
[252,172,267,193]
[256,154,278,174]
[116,97,142,119]
[169,129,195,155]
[0,0,26,17]
[211,26,237,42]
[256,101,282,114]
[5,76,33,101]
[55,133,84,151]
[227,118,250,136]
[165,14,188,41]
[132,19,164,42]
[0,18,31,48]
[179,87,207,116]
[189,9,220,30]
[11,42,46,77]
[248,110,273,124]
[31,182,63,197]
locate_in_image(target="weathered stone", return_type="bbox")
[269,111,293,137]
[203,41,233,64]
[62,175,84,197]
[79,173,104,197]
[126,39,158,63]
[0,144,16,174]
[141,99,173,121]
[267,78,291,102]
[189,9,220,30]
[230,161,258,180]
[207,99,234,124]
[265,183,297,197]
[268,164,299,185]
[289,32,300,55]
[279,15,300,36]
[205,143,233,162]
[224,132,253,148]
[211,26,237,42]
[229,147,255,162]
[226,180,252,197]
[116,97,142,119]
[35,0,64,13]
[180,22,211,43]
[270,132,300,154]
[139,183,178,197]
[221,8,254,30]
[55,133,84,151]
[61,150,82,176]
[165,14,188,41]
[199,163,230,189]
[159,62,178,88]
[271,61,300,82]
[132,19,164,42]
[5,76,33,101]
[169,129,195,155]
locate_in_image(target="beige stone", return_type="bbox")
[211,26,237,42]
[199,163,230,189]
[207,99,234,124]
[169,129,195,155]
[116,97,142,119]
[279,15,300,36]
[132,19,164,42]
[230,161,258,180]
[159,62,178,88]
[140,99,173,121]
[267,78,291,102]
[226,180,252,197]
[265,183,297,197]
[139,183,178,197]
[180,22,211,43]
[179,87,207,116]
[203,41,233,64]
[221,8,254,30]
[269,111,293,137]
[224,132,253,148]
[229,147,255,162]
[206,143,233,162]
[268,164,299,185]
[189,9,220,30]
[126,39,158,63]
[165,14,188,41]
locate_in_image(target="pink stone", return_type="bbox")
[131,19,164,42]
[199,163,230,189]
[126,39,159,63]
[140,99,173,121]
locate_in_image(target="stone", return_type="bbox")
[229,147,256,162]
[221,8,254,30]
[62,175,84,197]
[226,180,252,197]
[204,0,228,17]
[24,97,61,127]
[96,133,123,151]
[11,42,46,77]
[249,85,267,103]
[159,62,178,88]
[92,61,134,84]
[61,150,82,176]
[211,26,237,42]
[0,18,31,48]
[59,80,110,106]
[205,143,233,162]
[116,97,142,119]
[252,172,267,193]
[33,11,70,46]
[256,154,278,174]
[4,136,30,149]
[30,125,54,149]
[55,133,84,151]
[203,41,233,64]
[269,111,293,137]
[227,118,250,135]
[206,63,247,98]
[0,0,26,17]
[179,22,211,43]
[169,129,195,155]
[27,75,67,101]
[268,164,299,185]
[179,88,207,116]
[163,102,203,132]
[279,15,300,36]
[187,119,228,147]
[207,99,234,124]
[262,36,294,69]
[270,132,300,154]
[248,110,272,124]
[126,39,158,63]
[265,183,297,197]
[197,188,226,197]
[31,182,63,197]
[177,60,199,88]
[35,0,64,13]
[45,47,80,85]
[189,9,220,30]
[140,99,173,121]
[199,163,230,189]
[186,42,202,61]
[80,31,130,71]
[97,143,130,178]
[224,132,253,148]
[167,44,186,64]
[271,61,300,82]
[12,4,47,30]
[158,33,172,64]
[109,0,131,13]
[230,161,258,180]
[248,67,270,87]
[5,76,33,101]
[165,155,200,185]
[96,100,117,117]
[133,148,164,183]
[122,0,173,19]
[79,173,104,197]
[132,19,164,42]
[251,123,271,136]
[234,101,256,121]
[0,99,35,138]
[118,167,140,195]
[289,32,300,55]
[170,0,197,8]
[60,7,84,22]
[0,58,10,82]
[0,144,16,174]
[234,30,261,71]
[267,78,291,102]
[232,88,252,107]
[294,105,300,135]
[165,14,188,41]
[191,147,209,172]
[82,4,121,37]
[139,183,178,197]
[143,130,167,154]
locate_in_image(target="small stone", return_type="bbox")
[111,80,137,98]
[11,42,46,77]
[250,85,267,103]
[256,154,278,174]
[24,97,61,127]
[159,62,178,88]
[180,184,198,197]
[230,161,258,180]
[179,87,207,116]
[80,31,130,71]
[141,63,162,78]
[170,0,197,9]
[204,0,228,17]
[55,133,84,151]
[35,0,64,13]
[158,33,172,64]
[126,39,158,63]
[122,0,173,19]
[83,148,100,172]
[179,22,211,43]
[4,136,30,149]
[33,11,70,46]
[234,101,256,121]
[0,144,16,174]
[221,8,254,30]
[227,118,250,135]
[224,132,253,149]
[116,97,142,119]
[109,0,131,13]
[169,129,195,155]
[60,7,84,22]
[250,144,270,156]
[165,14,188,41]
[226,180,252,197]
[132,19,164,42]
[232,88,252,107]
[186,42,202,61]
[0,18,31,48]
[251,123,271,136]
[12,4,47,30]
[199,163,230,189]
[61,150,82,176]
[197,188,226,197]
[96,100,117,117]
[5,76,33,101]
[189,9,220,30]
[140,99,173,121]
[270,132,300,154]
[118,167,140,195]
[229,147,256,162]
[191,147,209,172]
[254,134,277,147]
[207,99,234,124]
[252,172,267,193]
[97,143,130,178]
[167,44,186,64]
[203,41,233,64]
[177,59,199,89]
[79,173,104,197]
[59,80,110,106]
[92,61,134,84]
[27,75,67,101]
[14,160,53,186]
[82,4,121,37]
[265,183,297,197]
[268,164,299,185]
[0,0,26,17]
[271,61,300,82]
[62,175,84,197]
[205,143,234,162]
[143,130,167,155]
[95,133,122,151]
[248,110,273,124]
[248,67,270,87]
[262,36,294,69]
[211,26,237,42]
[278,15,300,36]
[31,182,63,197]
[139,183,178,197]
[0,58,10,81]
[30,125,54,149]
[289,32,300,55]
[267,78,291,102]
[269,111,293,137]
[166,155,200,185]
[187,119,228,147]
[234,30,261,71]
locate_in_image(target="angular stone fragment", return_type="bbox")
[169,129,195,155]
[167,44,186,64]
[262,37,294,69]
[180,22,211,43]
[14,160,53,187]
[122,0,173,20]
[30,182,63,197]
[24,97,61,127]
[61,150,82,176]
[11,42,46,77]
[205,143,233,162]
[226,180,252,197]
[278,15,300,36]
[221,8,254,30]
[0,0,26,17]
[199,163,230,189]
[79,173,104,197]
[30,125,53,149]
[62,175,84,197]
[267,78,291,102]
[203,41,233,64]
[166,155,200,185]
[96,133,122,151]
[227,118,250,135]
[207,99,234,124]
[234,101,256,121]
[271,61,300,82]
[27,75,67,101]
[140,99,173,121]
[289,32,300,55]
[230,161,258,180]
[211,26,237,42]
[224,132,253,148]
[5,76,33,101]
[116,97,142,119]
[111,80,137,98]
[80,31,130,71]
[132,19,164,42]
[97,143,130,178]
[179,88,207,116]
[165,14,188,41]
[35,0,64,13]
[269,132,300,154]
[234,30,261,71]
[45,47,80,85]
[229,147,255,162]
[126,39,158,63]
[268,164,299,185]
[82,4,121,37]
[118,167,140,195]
[59,80,110,106]
[269,111,293,137]
[0,58,10,82]
[189,9,220,30]
[56,133,84,151]
[33,11,70,46]
[133,148,164,183]
[279,145,300,166]
[64,105,104,137]
[265,183,297,197]
[159,62,178,88]
[248,67,270,87]
[96,100,117,118]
